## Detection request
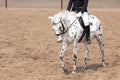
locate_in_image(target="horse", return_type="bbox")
[49,11,105,73]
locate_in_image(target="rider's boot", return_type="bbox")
[85,25,91,44]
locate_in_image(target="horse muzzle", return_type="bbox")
[56,36,62,42]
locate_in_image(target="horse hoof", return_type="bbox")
[102,60,106,66]
[72,70,77,73]
[102,62,105,66]
[83,65,87,70]
[72,68,77,73]
[63,68,68,73]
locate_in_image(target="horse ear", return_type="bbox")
[48,16,53,20]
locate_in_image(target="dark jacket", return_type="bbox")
[67,0,89,13]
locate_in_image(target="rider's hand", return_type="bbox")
[76,12,82,18]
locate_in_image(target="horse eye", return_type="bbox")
[59,27,62,30]
[52,22,57,25]
[59,27,63,31]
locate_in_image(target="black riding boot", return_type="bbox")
[85,25,91,44]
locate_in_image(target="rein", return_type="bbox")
[56,17,85,42]
[60,17,85,42]
[67,19,77,29]
[56,18,77,36]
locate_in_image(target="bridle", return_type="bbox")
[55,20,66,37]
[55,18,77,37]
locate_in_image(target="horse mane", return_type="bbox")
[55,11,77,19]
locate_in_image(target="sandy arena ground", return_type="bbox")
[0,8,119,80]
[0,0,120,80]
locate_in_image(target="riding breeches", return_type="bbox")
[81,12,89,26]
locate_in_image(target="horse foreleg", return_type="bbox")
[96,34,105,66]
[72,40,78,72]
[83,42,89,69]
[59,42,68,72]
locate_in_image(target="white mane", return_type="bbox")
[54,11,77,21]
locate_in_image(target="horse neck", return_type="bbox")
[63,14,83,33]
[63,14,76,28]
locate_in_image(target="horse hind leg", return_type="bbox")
[83,42,89,69]
[72,40,78,73]
[96,33,105,66]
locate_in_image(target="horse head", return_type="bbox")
[49,12,66,42]
[49,11,80,42]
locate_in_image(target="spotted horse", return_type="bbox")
[49,11,105,73]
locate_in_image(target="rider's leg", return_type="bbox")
[82,12,91,44]
[85,25,90,44]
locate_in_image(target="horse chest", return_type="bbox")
[64,28,77,43]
